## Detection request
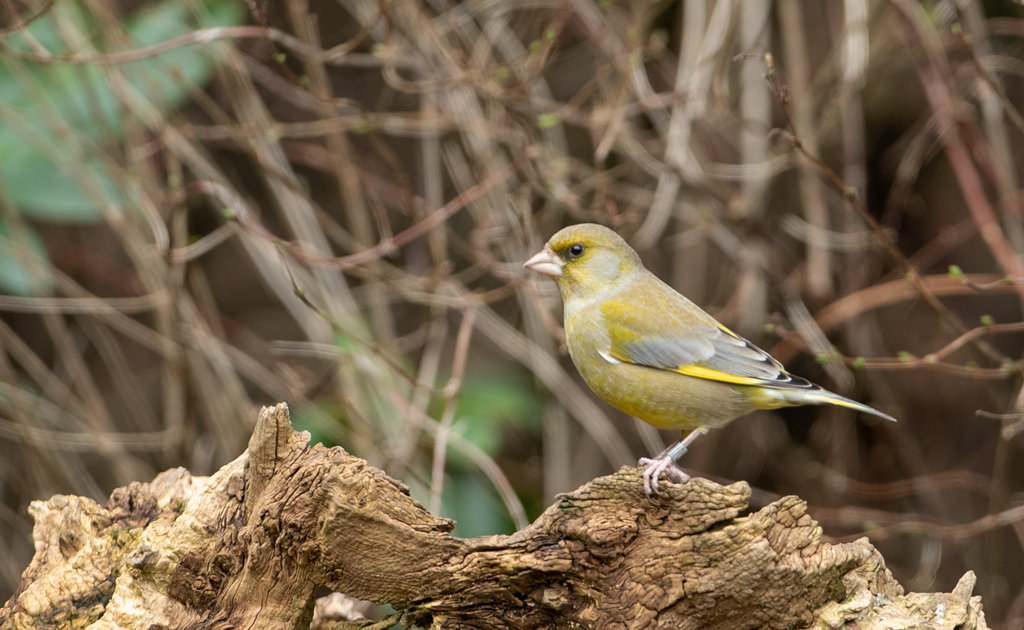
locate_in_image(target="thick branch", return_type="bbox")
[1,403,989,629]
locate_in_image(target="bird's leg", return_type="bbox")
[638,428,706,499]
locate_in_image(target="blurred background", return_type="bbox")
[2,0,1024,624]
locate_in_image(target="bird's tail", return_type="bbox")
[758,385,896,422]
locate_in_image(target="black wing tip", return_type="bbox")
[777,371,817,390]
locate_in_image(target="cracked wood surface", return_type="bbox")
[1,403,989,629]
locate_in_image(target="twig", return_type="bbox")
[952,26,1024,141]
[0,0,55,36]
[183,160,519,283]
[799,320,1024,380]
[818,502,1024,543]
[765,53,1010,364]
[0,24,406,68]
[430,306,477,517]
[770,273,1021,363]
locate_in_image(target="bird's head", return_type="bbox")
[524,223,642,298]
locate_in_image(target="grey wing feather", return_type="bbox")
[601,290,818,391]
[617,325,818,391]
[616,335,714,370]
[704,331,817,390]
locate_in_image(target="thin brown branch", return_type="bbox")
[430,306,477,517]
[770,273,1018,362]
[818,502,1024,543]
[0,24,405,68]
[766,55,1005,366]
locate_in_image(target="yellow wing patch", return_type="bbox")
[715,322,743,339]
[673,364,765,386]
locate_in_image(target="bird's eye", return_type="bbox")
[568,244,585,258]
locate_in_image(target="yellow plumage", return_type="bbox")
[524,223,895,497]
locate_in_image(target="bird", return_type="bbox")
[523,223,896,499]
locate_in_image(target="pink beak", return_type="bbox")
[523,246,563,277]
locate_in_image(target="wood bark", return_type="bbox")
[1,403,989,629]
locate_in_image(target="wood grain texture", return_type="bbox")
[1,403,989,630]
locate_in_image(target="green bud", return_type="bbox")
[537,113,560,129]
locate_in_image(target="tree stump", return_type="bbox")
[1,403,989,629]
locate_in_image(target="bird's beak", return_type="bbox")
[523,246,563,277]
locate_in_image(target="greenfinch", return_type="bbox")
[524,223,895,498]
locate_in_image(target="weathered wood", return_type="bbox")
[1,403,989,629]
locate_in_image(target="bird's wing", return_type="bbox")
[599,292,897,421]
[601,298,812,389]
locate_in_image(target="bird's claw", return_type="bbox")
[638,456,690,499]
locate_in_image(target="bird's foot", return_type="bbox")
[638,456,690,499]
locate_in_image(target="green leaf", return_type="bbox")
[439,373,543,463]
[455,374,543,429]
[0,218,53,296]
[0,144,125,222]
[0,0,244,221]
[441,471,513,537]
